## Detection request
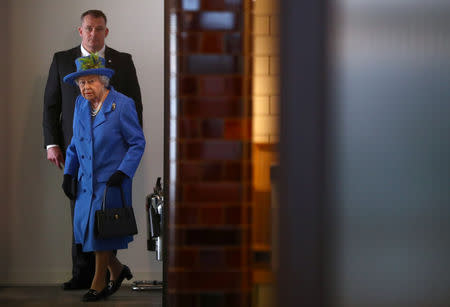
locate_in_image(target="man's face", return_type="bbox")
[78,15,108,53]
[77,75,105,102]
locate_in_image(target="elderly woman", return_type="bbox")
[61,54,145,301]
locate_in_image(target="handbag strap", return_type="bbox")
[101,185,127,211]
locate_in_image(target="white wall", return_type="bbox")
[0,0,163,284]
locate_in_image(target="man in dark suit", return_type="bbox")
[43,9,143,290]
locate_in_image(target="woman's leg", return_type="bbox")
[106,253,133,296]
[107,253,124,281]
[90,250,111,291]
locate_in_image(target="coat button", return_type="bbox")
[83,189,86,192]
[80,137,84,141]
[81,155,85,159]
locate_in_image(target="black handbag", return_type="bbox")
[94,185,138,239]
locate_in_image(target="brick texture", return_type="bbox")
[167,0,252,306]
[251,0,279,144]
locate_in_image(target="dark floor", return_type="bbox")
[0,285,162,306]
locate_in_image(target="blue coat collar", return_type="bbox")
[92,87,116,128]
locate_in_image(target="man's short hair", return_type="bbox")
[81,10,107,24]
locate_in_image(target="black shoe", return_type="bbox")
[62,278,91,290]
[107,265,133,296]
[82,288,108,302]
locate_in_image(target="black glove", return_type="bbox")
[62,174,75,200]
[106,170,127,187]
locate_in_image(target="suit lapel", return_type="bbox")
[70,47,82,96]
[74,46,82,58]
[70,46,81,70]
[105,46,113,68]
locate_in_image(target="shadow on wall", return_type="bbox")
[6,75,72,282]
[0,0,11,284]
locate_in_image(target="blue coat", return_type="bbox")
[64,87,145,252]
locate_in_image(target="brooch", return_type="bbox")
[112,103,116,111]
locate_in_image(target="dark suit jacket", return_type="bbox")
[43,45,142,151]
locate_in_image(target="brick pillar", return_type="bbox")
[166,1,252,306]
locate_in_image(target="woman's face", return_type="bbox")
[77,75,105,103]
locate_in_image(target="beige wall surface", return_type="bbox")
[0,0,163,284]
[252,0,280,144]
[0,0,12,283]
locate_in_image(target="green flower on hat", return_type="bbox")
[78,52,104,70]
[63,52,115,85]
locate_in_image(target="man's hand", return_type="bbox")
[47,146,64,169]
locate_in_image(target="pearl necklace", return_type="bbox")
[89,90,108,117]
[90,102,103,117]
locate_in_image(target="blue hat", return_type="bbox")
[63,53,114,85]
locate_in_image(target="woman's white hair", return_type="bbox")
[75,75,110,87]
[98,75,110,87]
